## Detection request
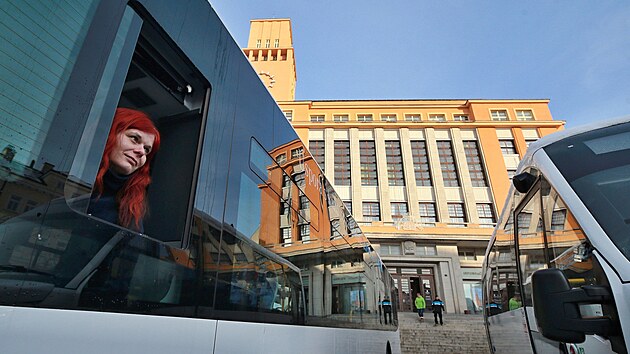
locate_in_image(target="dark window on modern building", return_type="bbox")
[410,140,432,186]
[448,203,467,226]
[359,140,378,186]
[334,141,351,185]
[362,202,381,221]
[391,202,408,220]
[437,141,460,187]
[385,140,405,186]
[463,141,488,187]
[418,202,437,223]
[499,140,517,155]
[309,140,325,172]
[477,203,496,227]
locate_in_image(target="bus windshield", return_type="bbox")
[544,120,630,261]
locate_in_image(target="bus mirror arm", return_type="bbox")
[532,268,615,344]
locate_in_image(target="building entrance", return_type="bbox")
[393,269,435,312]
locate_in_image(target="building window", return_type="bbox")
[416,244,437,256]
[380,243,401,256]
[551,209,566,230]
[405,114,421,122]
[274,39,279,48]
[458,249,483,261]
[477,203,496,227]
[334,141,351,186]
[294,172,305,187]
[385,140,405,186]
[381,114,397,122]
[265,39,270,48]
[310,115,325,123]
[283,110,293,121]
[463,141,488,187]
[448,203,467,226]
[309,140,325,172]
[362,202,381,221]
[282,174,290,188]
[276,153,286,164]
[437,141,460,187]
[291,147,304,160]
[490,110,509,121]
[299,194,310,210]
[359,140,378,186]
[333,114,349,122]
[429,114,446,122]
[357,114,373,122]
[418,202,437,223]
[516,109,534,121]
[256,39,261,48]
[7,195,21,211]
[281,227,292,244]
[330,219,342,239]
[499,140,518,155]
[391,202,408,220]
[343,200,352,214]
[410,140,432,186]
[453,114,469,121]
[280,201,289,215]
[23,200,38,212]
[300,224,310,241]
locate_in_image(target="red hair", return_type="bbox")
[95,108,161,230]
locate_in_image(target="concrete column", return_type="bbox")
[399,128,419,218]
[450,128,480,224]
[312,262,325,316]
[374,128,392,222]
[349,128,363,219]
[425,128,449,222]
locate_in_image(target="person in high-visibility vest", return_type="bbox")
[414,293,426,321]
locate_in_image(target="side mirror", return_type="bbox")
[532,268,613,343]
[512,171,537,193]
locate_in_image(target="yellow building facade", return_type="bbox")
[245,19,564,314]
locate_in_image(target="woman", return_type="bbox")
[88,108,160,232]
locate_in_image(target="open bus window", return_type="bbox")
[67,7,210,245]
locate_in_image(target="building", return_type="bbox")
[244,19,564,314]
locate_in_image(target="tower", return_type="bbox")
[244,19,296,101]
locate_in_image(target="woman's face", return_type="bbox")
[109,128,156,175]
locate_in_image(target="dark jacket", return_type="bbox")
[88,170,143,232]
[432,299,445,313]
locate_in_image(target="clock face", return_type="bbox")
[258,71,275,88]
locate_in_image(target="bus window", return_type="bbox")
[540,179,594,286]
[516,187,545,308]
[67,6,210,245]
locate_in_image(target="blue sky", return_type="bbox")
[211,1,630,127]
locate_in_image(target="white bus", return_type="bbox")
[483,117,629,354]
[0,1,400,353]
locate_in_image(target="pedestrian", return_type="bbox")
[382,295,392,325]
[432,296,445,326]
[414,293,426,321]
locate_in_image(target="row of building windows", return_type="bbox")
[283,110,535,123]
[255,38,280,48]
[309,139,491,188]
[358,201,496,226]
[249,49,289,62]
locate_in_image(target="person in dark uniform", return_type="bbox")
[432,296,445,326]
[382,295,392,325]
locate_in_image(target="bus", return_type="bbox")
[0,1,401,353]
[482,117,630,354]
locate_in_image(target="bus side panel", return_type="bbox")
[213,320,401,354]
[0,306,217,354]
[486,309,533,354]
